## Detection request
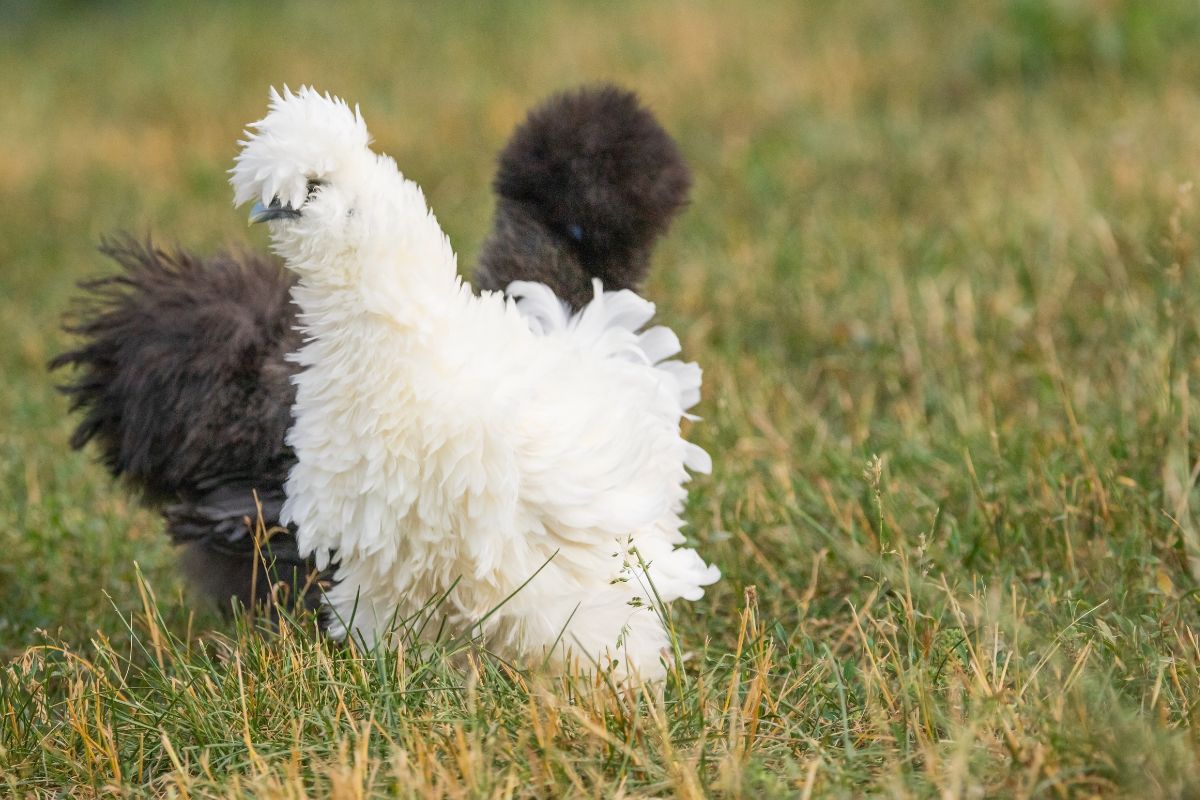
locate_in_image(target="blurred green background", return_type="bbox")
[6,0,1200,794]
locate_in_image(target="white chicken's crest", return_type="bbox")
[230,85,371,210]
[234,87,719,682]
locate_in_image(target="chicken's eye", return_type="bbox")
[306,179,324,199]
[566,223,583,243]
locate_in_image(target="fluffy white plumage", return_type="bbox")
[231,86,719,680]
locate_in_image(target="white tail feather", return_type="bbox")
[508,279,707,429]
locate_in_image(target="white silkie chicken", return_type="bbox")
[231,87,719,680]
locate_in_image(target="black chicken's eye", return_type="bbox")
[566,223,584,242]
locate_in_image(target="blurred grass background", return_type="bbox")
[5,0,1200,795]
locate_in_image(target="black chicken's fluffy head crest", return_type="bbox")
[493,85,691,260]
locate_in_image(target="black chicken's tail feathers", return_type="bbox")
[50,236,299,507]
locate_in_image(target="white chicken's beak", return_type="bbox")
[249,198,302,224]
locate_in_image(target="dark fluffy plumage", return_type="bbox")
[475,85,692,309]
[50,239,319,610]
[52,239,299,504]
[52,83,692,615]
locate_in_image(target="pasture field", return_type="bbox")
[4,1,1200,796]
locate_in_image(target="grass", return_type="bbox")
[4,0,1200,795]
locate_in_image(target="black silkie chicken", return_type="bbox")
[51,85,692,614]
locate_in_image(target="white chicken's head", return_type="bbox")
[230,87,379,251]
[231,86,453,291]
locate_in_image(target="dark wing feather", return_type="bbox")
[164,485,291,551]
[166,485,325,611]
